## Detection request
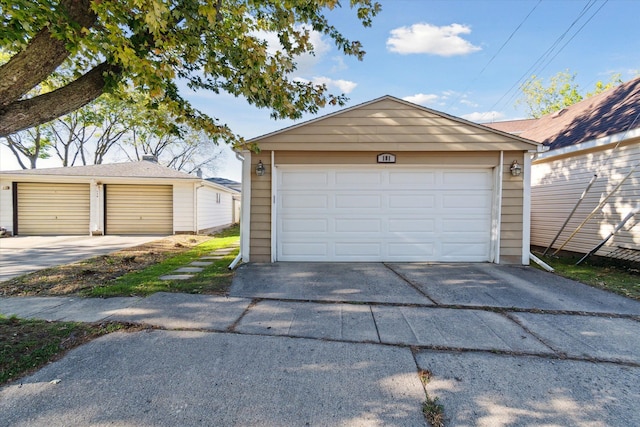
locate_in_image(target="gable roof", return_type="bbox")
[206,177,241,192]
[0,160,199,180]
[487,77,640,151]
[246,95,541,151]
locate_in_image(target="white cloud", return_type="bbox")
[462,111,505,123]
[460,99,479,107]
[387,23,481,56]
[403,93,440,105]
[311,76,357,94]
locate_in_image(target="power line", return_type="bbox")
[490,0,609,114]
[445,0,542,111]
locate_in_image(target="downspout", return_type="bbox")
[229,151,245,270]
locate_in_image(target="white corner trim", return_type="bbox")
[271,150,276,263]
[535,128,640,161]
[522,153,532,265]
[491,152,503,264]
[241,150,251,262]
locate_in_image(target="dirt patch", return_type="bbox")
[0,235,211,297]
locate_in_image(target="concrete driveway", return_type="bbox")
[1,262,639,426]
[0,235,167,282]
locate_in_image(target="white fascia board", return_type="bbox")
[534,128,640,161]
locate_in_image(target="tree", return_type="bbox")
[0,0,381,145]
[517,70,623,118]
[1,126,53,169]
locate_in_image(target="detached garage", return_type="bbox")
[238,96,543,265]
[0,159,240,236]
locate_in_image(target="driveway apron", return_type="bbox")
[2,262,639,426]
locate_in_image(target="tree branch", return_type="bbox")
[0,62,120,137]
[0,0,97,108]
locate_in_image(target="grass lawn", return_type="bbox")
[86,226,239,297]
[0,315,140,385]
[536,254,640,301]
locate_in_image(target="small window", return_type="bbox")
[216,193,221,204]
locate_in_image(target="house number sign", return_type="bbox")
[377,153,396,163]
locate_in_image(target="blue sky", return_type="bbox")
[2,0,639,179]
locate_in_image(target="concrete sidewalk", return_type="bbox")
[2,263,640,426]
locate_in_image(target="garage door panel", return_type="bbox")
[283,218,328,232]
[277,167,493,262]
[442,171,493,188]
[106,184,172,235]
[282,193,328,209]
[18,183,90,235]
[281,171,328,188]
[389,171,436,186]
[335,171,382,187]
[388,243,435,257]
[335,242,381,257]
[389,194,435,209]
[335,218,381,232]
[335,194,380,209]
[281,242,328,257]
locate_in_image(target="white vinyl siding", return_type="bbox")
[276,167,493,262]
[197,186,233,232]
[17,182,90,235]
[531,141,639,257]
[106,184,172,235]
[173,183,194,233]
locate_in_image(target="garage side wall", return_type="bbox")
[531,139,639,259]
[250,152,273,262]
[500,151,525,264]
[197,186,234,233]
[173,183,194,234]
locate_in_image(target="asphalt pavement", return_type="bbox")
[1,262,639,426]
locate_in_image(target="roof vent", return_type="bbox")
[142,155,158,162]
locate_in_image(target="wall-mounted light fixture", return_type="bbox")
[510,160,522,176]
[255,160,265,176]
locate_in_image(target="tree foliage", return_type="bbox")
[0,0,381,147]
[517,70,623,118]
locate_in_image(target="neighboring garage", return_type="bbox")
[238,96,543,265]
[105,184,173,235]
[0,158,240,236]
[16,182,90,235]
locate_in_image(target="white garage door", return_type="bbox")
[106,184,173,235]
[276,167,493,262]
[17,182,90,235]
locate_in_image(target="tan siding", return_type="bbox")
[531,140,639,258]
[106,184,172,235]
[276,151,499,167]
[17,182,90,235]
[255,98,539,151]
[500,152,525,263]
[250,151,272,261]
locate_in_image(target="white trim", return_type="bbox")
[491,152,503,264]
[240,150,251,262]
[534,128,640,161]
[271,150,277,262]
[522,153,532,265]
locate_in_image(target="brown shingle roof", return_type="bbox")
[484,77,640,151]
[524,77,639,150]
[0,160,199,180]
